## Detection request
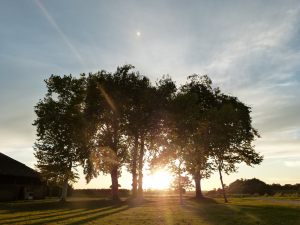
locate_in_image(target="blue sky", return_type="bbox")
[1,0,300,190]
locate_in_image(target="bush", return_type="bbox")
[227,178,271,196]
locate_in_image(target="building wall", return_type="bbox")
[0,184,20,201]
[0,175,46,201]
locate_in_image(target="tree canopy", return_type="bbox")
[33,65,262,202]
[33,75,86,201]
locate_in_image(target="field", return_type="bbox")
[0,195,299,225]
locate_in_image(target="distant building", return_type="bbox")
[0,152,46,201]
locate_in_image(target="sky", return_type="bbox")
[1,0,300,190]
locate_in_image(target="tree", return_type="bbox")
[33,75,86,201]
[125,76,156,198]
[83,66,175,200]
[122,71,154,198]
[209,94,263,202]
[83,66,137,201]
[128,75,176,198]
[168,153,193,204]
[228,178,271,195]
[171,75,217,199]
[171,175,194,193]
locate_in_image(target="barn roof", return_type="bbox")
[0,152,40,178]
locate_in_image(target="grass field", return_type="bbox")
[0,195,299,225]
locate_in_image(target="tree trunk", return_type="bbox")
[110,121,120,201]
[60,178,68,202]
[131,134,138,198]
[178,161,183,205]
[137,135,145,197]
[218,167,228,203]
[178,174,183,205]
[194,172,203,199]
[111,166,120,201]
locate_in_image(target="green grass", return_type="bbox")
[0,195,299,225]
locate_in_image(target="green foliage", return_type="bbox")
[33,75,86,186]
[171,175,194,192]
[227,179,300,196]
[228,178,271,195]
[34,65,263,200]
[83,65,146,200]
[172,75,218,175]
[209,94,263,174]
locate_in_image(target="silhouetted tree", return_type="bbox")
[34,65,263,204]
[209,94,263,202]
[34,75,86,201]
[228,178,271,195]
[171,75,216,199]
[128,81,158,198]
[131,75,176,198]
[122,71,154,198]
[83,65,135,201]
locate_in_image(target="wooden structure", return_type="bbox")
[0,152,45,201]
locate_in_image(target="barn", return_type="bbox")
[0,152,46,201]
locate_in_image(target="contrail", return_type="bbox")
[34,0,86,67]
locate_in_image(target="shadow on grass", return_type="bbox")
[0,208,80,222]
[232,203,300,225]
[125,197,155,207]
[183,197,300,225]
[67,206,130,225]
[188,196,219,204]
[0,198,129,225]
[27,206,128,225]
[0,198,121,212]
[1,197,299,225]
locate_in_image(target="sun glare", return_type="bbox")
[136,31,141,37]
[143,170,173,190]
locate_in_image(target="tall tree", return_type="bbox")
[83,65,139,201]
[127,75,176,198]
[209,94,263,202]
[171,75,216,199]
[122,72,153,198]
[34,75,86,201]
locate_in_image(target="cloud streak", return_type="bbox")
[34,0,86,68]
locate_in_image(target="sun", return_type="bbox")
[136,31,141,37]
[143,169,173,190]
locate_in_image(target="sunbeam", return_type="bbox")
[98,85,117,112]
